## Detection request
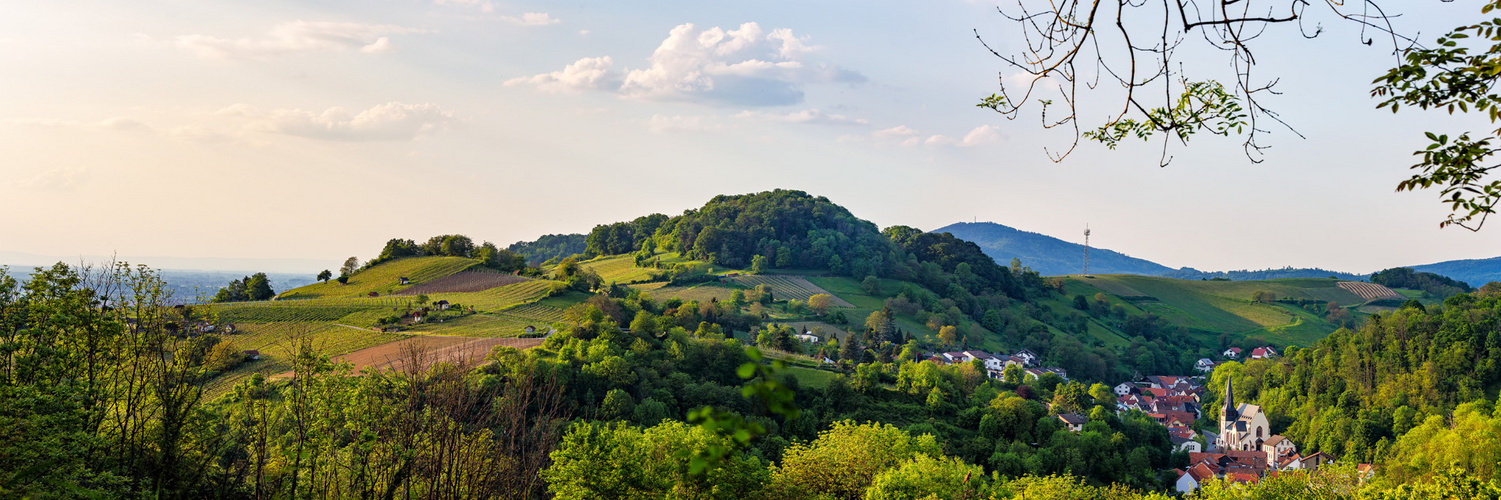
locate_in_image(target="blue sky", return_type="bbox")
[2,0,1497,275]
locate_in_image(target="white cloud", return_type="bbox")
[644,114,720,134]
[174,21,422,60]
[871,124,1002,147]
[959,125,1003,146]
[222,102,454,141]
[735,108,866,126]
[501,12,560,26]
[504,56,621,93]
[511,22,865,106]
[873,125,922,146]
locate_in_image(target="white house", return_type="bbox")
[1172,435,1203,454]
[1013,349,1039,366]
[1195,358,1217,373]
[1223,347,1243,359]
[795,333,821,343]
[1057,413,1088,432]
[1114,382,1137,397]
[1176,463,1215,494]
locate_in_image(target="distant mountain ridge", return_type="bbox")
[932,221,1475,283]
[1409,256,1501,289]
[932,222,1174,277]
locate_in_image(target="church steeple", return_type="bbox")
[1221,376,1238,423]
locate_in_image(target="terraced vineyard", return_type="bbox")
[394,271,531,295]
[1337,281,1405,301]
[429,280,558,311]
[277,256,478,299]
[731,275,854,307]
[497,302,568,324]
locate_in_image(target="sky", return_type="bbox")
[3,0,1498,275]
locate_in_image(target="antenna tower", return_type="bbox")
[1083,224,1091,277]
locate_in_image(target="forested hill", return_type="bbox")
[932,222,1172,276]
[1410,255,1501,290]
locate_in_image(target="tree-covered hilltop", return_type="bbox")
[509,233,587,265]
[367,233,528,272]
[1369,266,1473,298]
[1206,288,1501,483]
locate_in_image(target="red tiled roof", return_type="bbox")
[1227,472,1260,484]
[1188,462,1217,482]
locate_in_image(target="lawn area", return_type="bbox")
[786,366,841,389]
[277,256,478,299]
[579,254,660,283]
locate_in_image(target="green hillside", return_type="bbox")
[277,256,479,299]
[1058,274,1429,348]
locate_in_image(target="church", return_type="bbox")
[1216,377,1273,452]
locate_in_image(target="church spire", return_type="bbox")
[1222,376,1238,422]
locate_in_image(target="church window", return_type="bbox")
[1256,427,1263,438]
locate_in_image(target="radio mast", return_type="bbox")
[1083,224,1091,278]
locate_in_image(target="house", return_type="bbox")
[1177,462,1217,494]
[1114,382,1139,397]
[794,333,821,343]
[368,291,379,297]
[1195,358,1217,372]
[1223,347,1243,359]
[1261,435,1297,463]
[1043,367,1068,380]
[1057,413,1088,432]
[242,350,261,360]
[399,277,410,285]
[1013,348,1039,366]
[1172,435,1203,453]
[1276,454,1303,471]
[1250,346,1279,359]
[524,325,537,335]
[436,300,451,310]
[1302,451,1335,471]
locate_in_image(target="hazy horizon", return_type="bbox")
[5,1,1498,275]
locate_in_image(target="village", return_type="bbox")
[895,342,1366,493]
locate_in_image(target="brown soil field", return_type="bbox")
[275,336,543,376]
[394,271,532,295]
[1336,281,1404,301]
